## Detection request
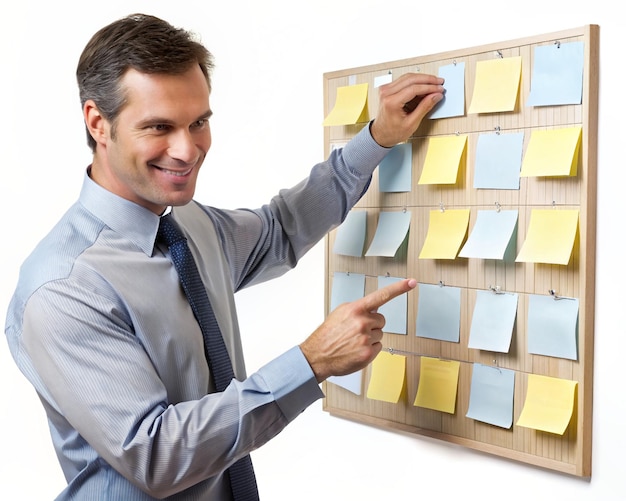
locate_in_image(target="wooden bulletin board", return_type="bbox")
[322,25,598,477]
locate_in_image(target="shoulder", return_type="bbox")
[17,203,107,297]
[172,201,263,240]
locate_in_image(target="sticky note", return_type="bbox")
[520,126,582,177]
[323,83,369,126]
[418,135,467,185]
[527,294,579,360]
[527,41,584,107]
[379,143,412,192]
[468,290,518,353]
[374,72,393,88]
[468,56,522,114]
[329,272,365,312]
[516,209,579,265]
[429,62,466,119]
[516,374,578,435]
[414,357,460,413]
[466,363,515,429]
[365,210,411,257]
[473,131,524,190]
[459,209,518,261]
[419,209,470,260]
[366,351,406,403]
[415,283,461,343]
[328,371,363,395]
[333,210,367,257]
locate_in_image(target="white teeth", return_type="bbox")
[159,167,192,176]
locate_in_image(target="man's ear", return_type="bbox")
[84,100,108,146]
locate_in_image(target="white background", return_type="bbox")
[1,1,623,499]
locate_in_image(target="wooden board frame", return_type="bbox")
[322,25,599,477]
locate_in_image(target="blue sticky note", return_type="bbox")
[473,132,524,190]
[527,294,579,360]
[328,272,366,394]
[330,272,365,312]
[430,62,466,119]
[416,283,461,342]
[328,371,363,395]
[379,143,412,192]
[459,209,518,261]
[333,210,367,257]
[466,363,515,429]
[526,41,584,106]
[468,290,518,353]
[365,210,411,257]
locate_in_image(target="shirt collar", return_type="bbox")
[79,169,162,257]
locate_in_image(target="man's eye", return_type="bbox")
[151,124,169,131]
[192,119,208,129]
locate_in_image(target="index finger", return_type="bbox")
[359,278,417,312]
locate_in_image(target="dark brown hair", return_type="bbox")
[76,13,214,152]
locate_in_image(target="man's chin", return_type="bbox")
[165,193,195,208]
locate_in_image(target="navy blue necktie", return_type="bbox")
[158,214,259,501]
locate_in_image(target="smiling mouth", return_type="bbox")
[154,165,193,177]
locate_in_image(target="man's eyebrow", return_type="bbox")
[136,109,213,128]
[197,109,213,121]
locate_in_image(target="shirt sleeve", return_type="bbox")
[20,278,323,497]
[205,122,391,290]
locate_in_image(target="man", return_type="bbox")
[5,13,444,500]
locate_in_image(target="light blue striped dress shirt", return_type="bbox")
[5,124,389,499]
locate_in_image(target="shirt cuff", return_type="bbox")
[257,346,324,422]
[340,121,392,179]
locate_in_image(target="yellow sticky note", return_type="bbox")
[414,357,460,414]
[419,209,470,260]
[418,135,468,185]
[516,209,579,265]
[516,374,578,435]
[366,351,406,403]
[468,56,522,114]
[323,83,369,126]
[520,126,582,177]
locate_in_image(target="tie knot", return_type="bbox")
[157,214,187,247]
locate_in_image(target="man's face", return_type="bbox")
[90,65,212,214]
